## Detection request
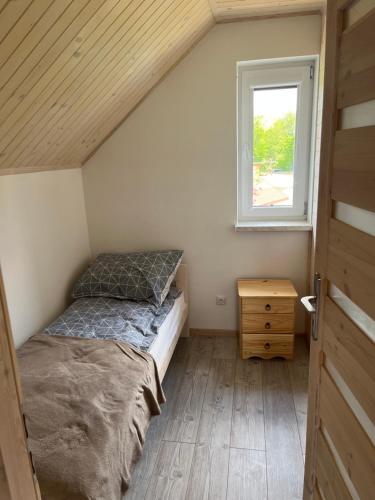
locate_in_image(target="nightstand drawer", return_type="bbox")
[242,313,294,333]
[241,334,294,359]
[242,298,294,314]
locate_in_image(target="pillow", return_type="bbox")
[72,250,183,306]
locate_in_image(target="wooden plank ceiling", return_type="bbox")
[0,0,324,175]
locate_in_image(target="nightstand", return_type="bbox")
[237,279,298,360]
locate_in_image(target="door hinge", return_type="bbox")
[310,65,314,80]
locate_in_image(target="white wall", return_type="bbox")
[0,169,91,347]
[83,15,322,332]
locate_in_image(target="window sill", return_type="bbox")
[234,221,313,232]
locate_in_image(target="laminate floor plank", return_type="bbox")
[186,358,235,500]
[163,337,213,443]
[160,337,191,423]
[124,336,309,500]
[187,443,230,500]
[288,337,309,455]
[263,359,305,500]
[144,441,194,500]
[213,336,238,360]
[124,339,189,499]
[197,358,235,447]
[124,425,162,500]
[231,357,265,451]
[227,448,267,500]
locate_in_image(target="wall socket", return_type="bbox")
[216,295,227,306]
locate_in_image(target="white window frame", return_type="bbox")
[237,56,318,223]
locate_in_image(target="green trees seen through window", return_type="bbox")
[253,112,296,175]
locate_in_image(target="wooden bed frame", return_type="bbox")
[157,263,189,381]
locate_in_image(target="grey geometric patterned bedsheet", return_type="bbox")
[43,287,181,351]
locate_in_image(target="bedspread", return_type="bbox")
[17,334,165,500]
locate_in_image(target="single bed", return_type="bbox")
[43,262,189,381]
[18,259,189,499]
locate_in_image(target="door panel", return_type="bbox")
[327,218,375,319]
[319,368,374,500]
[324,297,375,421]
[316,431,351,500]
[304,1,375,499]
[337,7,375,108]
[331,127,375,211]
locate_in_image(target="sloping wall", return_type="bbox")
[83,15,322,333]
[0,169,91,347]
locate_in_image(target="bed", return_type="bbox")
[17,256,188,500]
[43,262,188,382]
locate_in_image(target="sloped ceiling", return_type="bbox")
[0,0,324,175]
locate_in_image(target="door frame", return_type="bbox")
[0,266,40,500]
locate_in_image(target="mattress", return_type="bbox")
[148,291,187,370]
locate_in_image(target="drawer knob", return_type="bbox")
[264,342,271,350]
[265,304,271,311]
[265,322,271,329]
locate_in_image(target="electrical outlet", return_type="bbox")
[216,295,227,306]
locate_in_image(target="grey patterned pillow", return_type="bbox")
[72,250,183,306]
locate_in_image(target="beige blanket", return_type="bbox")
[17,334,165,500]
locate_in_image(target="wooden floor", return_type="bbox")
[124,335,309,500]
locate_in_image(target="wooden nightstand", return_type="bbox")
[237,279,298,360]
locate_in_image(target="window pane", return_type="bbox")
[252,87,297,207]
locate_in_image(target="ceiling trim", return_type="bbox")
[0,163,82,177]
[215,9,322,24]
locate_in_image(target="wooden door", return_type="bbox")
[304,1,375,499]
[0,267,40,500]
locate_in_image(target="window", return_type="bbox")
[237,57,316,223]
